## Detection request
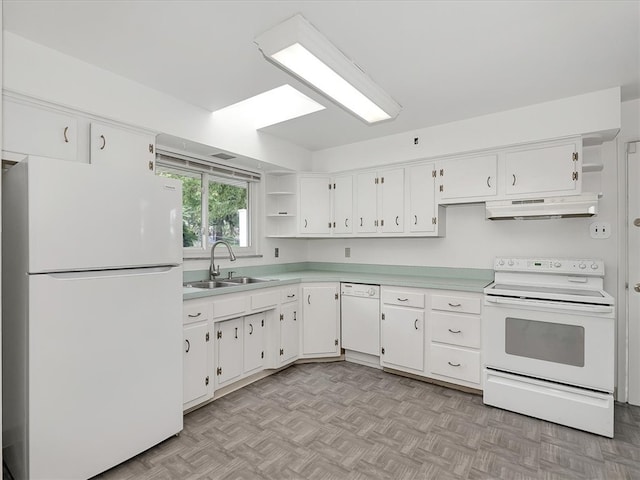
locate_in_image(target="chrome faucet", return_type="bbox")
[209,240,237,279]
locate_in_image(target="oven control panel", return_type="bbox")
[494,257,605,275]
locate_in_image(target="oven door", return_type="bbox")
[483,296,615,392]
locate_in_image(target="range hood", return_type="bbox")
[486,193,599,220]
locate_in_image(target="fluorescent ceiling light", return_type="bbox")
[255,14,401,124]
[211,84,325,129]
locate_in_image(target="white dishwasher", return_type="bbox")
[341,283,381,363]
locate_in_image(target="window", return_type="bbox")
[156,151,260,256]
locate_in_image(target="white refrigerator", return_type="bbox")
[2,157,184,479]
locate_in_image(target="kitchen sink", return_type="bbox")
[184,281,231,289]
[223,277,274,284]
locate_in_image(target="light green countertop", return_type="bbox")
[183,262,493,301]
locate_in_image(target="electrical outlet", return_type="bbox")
[590,222,611,239]
[345,247,351,258]
[274,247,279,258]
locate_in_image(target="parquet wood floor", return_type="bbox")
[94,362,640,480]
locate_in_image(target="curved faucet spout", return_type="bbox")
[210,240,237,279]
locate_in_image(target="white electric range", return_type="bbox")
[482,257,616,437]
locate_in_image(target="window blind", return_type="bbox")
[156,149,261,183]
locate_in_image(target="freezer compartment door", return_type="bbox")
[24,157,182,272]
[28,266,183,479]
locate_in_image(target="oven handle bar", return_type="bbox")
[484,296,614,314]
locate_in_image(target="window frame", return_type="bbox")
[156,150,261,259]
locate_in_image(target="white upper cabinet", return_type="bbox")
[332,174,353,235]
[378,168,404,233]
[90,122,156,174]
[356,171,378,234]
[299,176,331,235]
[436,154,498,203]
[355,167,404,235]
[4,99,79,162]
[503,139,581,197]
[408,163,437,234]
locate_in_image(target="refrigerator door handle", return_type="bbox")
[41,266,178,280]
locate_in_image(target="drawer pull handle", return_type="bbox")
[414,215,418,225]
[287,294,295,298]
[345,218,349,228]
[512,174,517,186]
[448,302,461,307]
[397,298,409,302]
[188,312,202,318]
[307,295,311,305]
[487,176,491,188]
[100,134,106,150]
[249,324,254,335]
[395,215,399,226]
[360,217,363,227]
[185,339,190,353]
[414,319,419,330]
[63,126,69,143]
[235,327,238,339]
[448,361,461,367]
[448,329,462,334]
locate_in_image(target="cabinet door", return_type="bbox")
[299,176,331,234]
[90,122,156,174]
[408,164,436,233]
[332,175,353,234]
[379,168,404,233]
[302,284,340,356]
[216,317,244,386]
[4,100,78,161]
[356,171,378,233]
[504,141,580,197]
[381,305,424,372]
[244,313,265,374]
[280,302,299,364]
[183,321,210,406]
[438,154,497,202]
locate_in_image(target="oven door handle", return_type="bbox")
[485,296,614,314]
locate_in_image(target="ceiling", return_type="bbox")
[4,1,639,152]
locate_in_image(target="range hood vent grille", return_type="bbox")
[486,193,599,220]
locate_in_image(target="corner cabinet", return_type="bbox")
[301,283,341,358]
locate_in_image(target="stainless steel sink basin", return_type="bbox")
[184,281,231,289]
[223,277,273,285]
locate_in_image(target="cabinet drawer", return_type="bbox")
[281,286,299,304]
[213,296,247,319]
[431,293,481,314]
[183,303,212,325]
[430,344,480,384]
[251,290,279,311]
[431,312,480,348]
[382,289,425,308]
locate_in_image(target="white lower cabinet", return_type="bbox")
[279,301,300,364]
[301,283,341,358]
[182,301,214,410]
[427,291,482,388]
[183,321,211,407]
[380,287,426,374]
[243,313,265,374]
[215,317,244,387]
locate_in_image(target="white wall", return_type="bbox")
[2,32,312,172]
[312,88,621,172]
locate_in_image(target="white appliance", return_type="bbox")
[485,192,599,220]
[341,283,380,366]
[2,157,184,479]
[483,257,615,437]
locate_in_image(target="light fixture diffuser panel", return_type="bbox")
[255,14,401,124]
